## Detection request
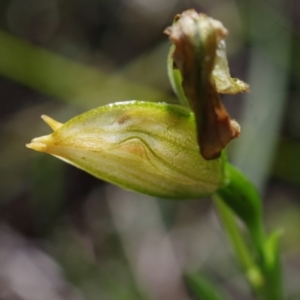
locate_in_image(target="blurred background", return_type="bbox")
[0,0,300,299]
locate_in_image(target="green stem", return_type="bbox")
[217,162,266,258]
[213,195,264,294]
[215,162,284,300]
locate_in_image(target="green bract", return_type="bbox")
[27,101,226,198]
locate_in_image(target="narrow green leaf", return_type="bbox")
[0,30,173,108]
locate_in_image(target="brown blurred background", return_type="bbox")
[0,0,299,299]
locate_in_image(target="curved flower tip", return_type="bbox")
[26,101,226,199]
[26,115,63,151]
[26,140,47,152]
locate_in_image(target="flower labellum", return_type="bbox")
[165,9,249,160]
[26,101,226,199]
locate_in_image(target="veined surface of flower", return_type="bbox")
[27,101,226,199]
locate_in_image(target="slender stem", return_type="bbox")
[215,163,284,300]
[217,162,266,257]
[213,195,264,293]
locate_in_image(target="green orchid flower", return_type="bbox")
[26,10,248,199]
[27,101,226,199]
